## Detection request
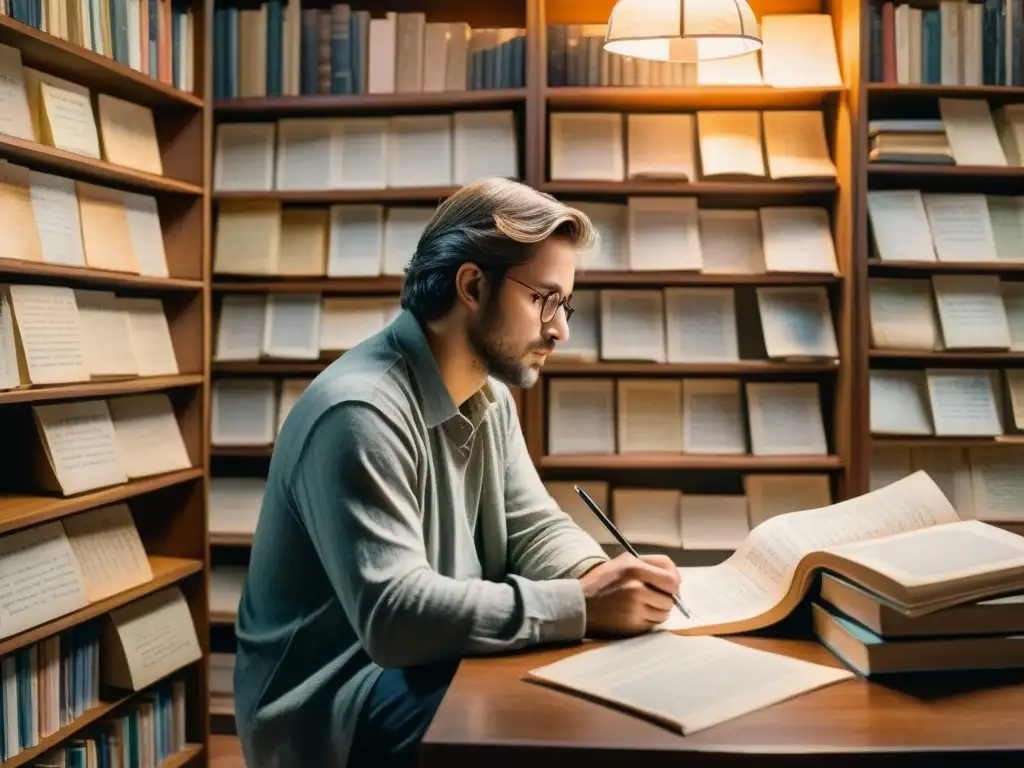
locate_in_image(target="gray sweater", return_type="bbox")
[232,309,609,767]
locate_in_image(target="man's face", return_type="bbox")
[468,237,577,389]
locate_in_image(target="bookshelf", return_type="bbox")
[0,3,210,767]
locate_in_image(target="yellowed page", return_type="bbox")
[0,161,44,263]
[616,379,683,453]
[682,379,745,454]
[96,94,163,175]
[0,522,88,640]
[77,182,140,273]
[0,290,20,391]
[612,489,682,548]
[527,634,853,735]
[7,283,89,385]
[0,43,35,141]
[73,289,139,378]
[62,503,154,602]
[107,393,192,478]
[39,80,100,158]
[33,399,128,495]
[744,475,832,527]
[29,170,87,267]
[118,297,179,376]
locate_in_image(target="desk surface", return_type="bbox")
[421,635,1024,767]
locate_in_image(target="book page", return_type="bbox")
[616,379,683,452]
[39,80,101,158]
[571,202,629,271]
[278,208,328,276]
[0,161,44,263]
[762,112,837,180]
[870,370,933,435]
[107,394,193,478]
[922,194,999,262]
[932,274,1011,349]
[627,197,702,271]
[696,210,764,274]
[828,520,1024,589]
[613,489,682,547]
[326,205,384,277]
[7,283,89,384]
[28,170,87,267]
[211,379,278,446]
[453,110,518,185]
[680,495,750,550]
[867,190,936,262]
[600,290,665,362]
[214,122,276,191]
[0,291,19,390]
[549,112,624,181]
[73,289,139,377]
[62,503,153,603]
[544,481,615,546]
[549,290,598,362]
[527,633,853,735]
[122,192,169,278]
[626,114,695,180]
[0,522,88,640]
[274,118,335,190]
[335,117,390,188]
[868,278,938,350]
[319,297,391,352]
[263,293,321,359]
[662,471,961,631]
[744,475,832,527]
[664,288,739,363]
[746,382,827,455]
[77,182,140,273]
[682,379,746,454]
[214,295,266,362]
[0,43,34,141]
[926,369,1002,436]
[547,378,615,455]
[213,201,281,275]
[382,207,432,275]
[386,115,453,188]
[968,446,1024,521]
[209,477,266,535]
[118,297,179,376]
[33,400,128,495]
[759,14,843,87]
[939,98,1008,166]
[697,111,765,178]
[759,207,838,274]
[104,586,202,691]
[96,94,163,175]
[756,287,838,359]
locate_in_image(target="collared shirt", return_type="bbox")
[232,309,609,768]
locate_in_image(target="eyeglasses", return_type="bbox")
[505,276,574,324]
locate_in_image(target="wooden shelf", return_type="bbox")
[214,187,458,203]
[161,744,205,768]
[872,436,1024,448]
[212,276,403,293]
[211,610,237,625]
[868,260,1024,275]
[212,446,274,458]
[210,532,254,547]
[216,88,527,115]
[0,468,204,537]
[0,134,203,196]
[214,361,333,375]
[541,180,838,200]
[574,271,841,287]
[867,163,1024,179]
[0,16,202,109]
[0,555,202,657]
[0,258,204,291]
[538,454,844,471]
[542,361,839,374]
[868,83,1024,100]
[0,374,204,405]
[546,85,844,110]
[870,350,1024,363]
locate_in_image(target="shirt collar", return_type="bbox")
[388,309,499,432]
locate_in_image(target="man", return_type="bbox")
[233,178,682,768]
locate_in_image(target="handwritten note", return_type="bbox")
[7,284,89,385]
[39,81,100,158]
[29,170,87,267]
[0,522,87,639]
[0,43,34,141]
[33,399,128,495]
[63,503,153,602]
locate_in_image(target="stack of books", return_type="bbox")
[868,119,953,164]
[813,572,1024,676]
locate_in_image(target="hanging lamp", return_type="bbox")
[604,0,762,62]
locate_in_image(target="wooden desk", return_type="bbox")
[421,635,1024,767]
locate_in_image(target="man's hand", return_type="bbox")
[578,553,682,637]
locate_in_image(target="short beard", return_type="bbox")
[467,291,549,389]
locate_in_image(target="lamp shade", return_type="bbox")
[604,0,762,62]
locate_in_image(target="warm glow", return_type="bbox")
[604,0,763,62]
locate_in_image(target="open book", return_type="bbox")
[660,471,1024,633]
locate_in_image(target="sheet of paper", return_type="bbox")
[600,290,666,362]
[697,111,765,178]
[0,291,19,390]
[617,380,683,452]
[0,161,44,263]
[549,112,624,181]
[73,289,139,377]
[627,197,702,271]
[870,370,933,435]
[910,447,975,519]
[527,633,853,735]
[932,274,1011,349]
[262,293,322,359]
[209,477,266,535]
[926,369,1002,436]
[105,586,202,691]
[382,207,432,275]
[756,287,838,359]
[760,207,838,274]
[547,379,616,455]
[278,208,328,276]
[326,204,384,277]
[680,495,750,549]
[77,182,140,273]
[7,283,89,384]
[697,51,762,84]
[319,297,391,352]
[626,114,696,180]
[211,379,278,446]
[682,379,746,454]
[1002,282,1024,351]
[214,122,276,191]
[870,445,913,491]
[107,394,193,478]
[122,192,169,278]
[118,297,179,376]
[939,98,1008,166]
[762,112,837,180]
[33,399,128,495]
[613,489,682,547]
[664,288,739,363]
[744,475,832,527]
[453,110,518,185]
[0,43,34,141]
[29,170,87,267]
[759,14,842,86]
[867,190,936,262]
[0,522,88,640]
[968,446,1024,521]
[214,295,266,361]
[696,210,764,274]
[39,80,101,158]
[570,202,628,271]
[868,278,938,350]
[549,290,598,362]
[922,193,999,262]
[746,382,828,455]
[662,471,960,631]
[62,503,153,602]
[213,201,281,275]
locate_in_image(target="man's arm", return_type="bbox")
[290,400,588,670]
[500,389,610,580]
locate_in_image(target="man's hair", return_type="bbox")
[400,178,596,323]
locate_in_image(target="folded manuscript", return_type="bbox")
[660,471,1024,633]
[526,633,853,735]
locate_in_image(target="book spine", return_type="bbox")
[330,3,351,94]
[266,0,283,96]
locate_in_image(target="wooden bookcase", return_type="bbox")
[0,5,211,767]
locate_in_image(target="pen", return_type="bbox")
[574,484,691,619]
